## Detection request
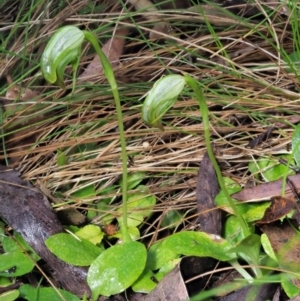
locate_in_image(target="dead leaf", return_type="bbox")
[289,294,300,301]
[78,27,129,81]
[231,174,300,202]
[247,127,274,148]
[196,151,222,235]
[256,196,297,224]
[141,264,189,301]
[260,222,300,288]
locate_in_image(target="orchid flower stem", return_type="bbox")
[184,74,250,238]
[83,31,131,243]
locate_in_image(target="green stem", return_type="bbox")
[184,74,250,238]
[229,260,254,280]
[84,31,131,243]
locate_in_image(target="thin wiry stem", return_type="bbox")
[84,31,131,243]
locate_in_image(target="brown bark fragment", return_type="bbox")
[0,165,91,297]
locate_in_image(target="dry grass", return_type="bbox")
[1,0,300,240]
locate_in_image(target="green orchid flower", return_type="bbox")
[142,74,185,130]
[40,25,132,243]
[41,25,84,90]
[142,73,249,237]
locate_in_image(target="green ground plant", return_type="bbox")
[2,0,300,300]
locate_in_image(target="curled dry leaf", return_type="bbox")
[256,196,297,224]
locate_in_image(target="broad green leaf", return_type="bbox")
[281,275,300,298]
[146,240,178,271]
[0,251,34,277]
[228,234,261,266]
[87,201,115,223]
[285,51,300,73]
[56,149,68,166]
[2,232,40,261]
[65,225,80,233]
[242,202,271,223]
[87,241,147,297]
[45,233,101,266]
[224,215,244,245]
[249,156,294,182]
[155,258,181,281]
[0,289,19,301]
[163,231,236,262]
[19,284,80,301]
[131,269,157,293]
[2,237,22,253]
[97,185,118,204]
[117,186,156,227]
[121,172,147,190]
[111,226,140,241]
[215,178,248,215]
[0,278,11,286]
[71,184,95,199]
[292,124,300,166]
[261,234,277,262]
[75,225,104,245]
[161,210,183,229]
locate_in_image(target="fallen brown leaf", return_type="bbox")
[231,174,300,202]
[260,221,300,289]
[141,264,189,301]
[256,196,297,224]
[78,27,129,82]
[247,126,274,149]
[196,151,222,235]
